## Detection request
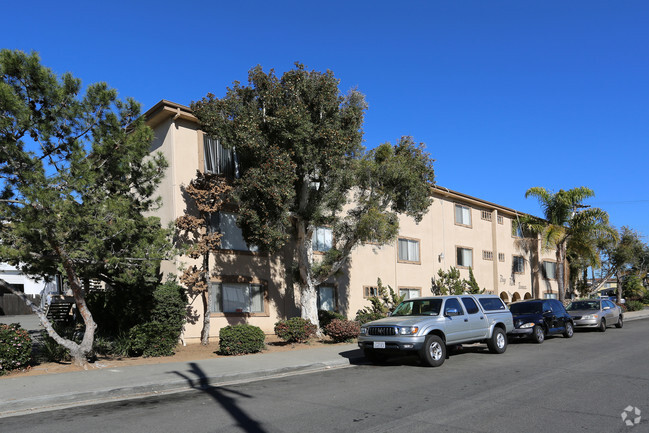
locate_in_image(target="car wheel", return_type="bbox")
[598,318,606,332]
[532,325,545,344]
[419,335,446,367]
[363,349,388,364]
[487,327,508,354]
[563,321,574,338]
[615,316,623,329]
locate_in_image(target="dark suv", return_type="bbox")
[508,299,574,343]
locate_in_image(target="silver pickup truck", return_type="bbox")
[357,294,514,367]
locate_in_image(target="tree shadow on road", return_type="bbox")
[174,362,268,433]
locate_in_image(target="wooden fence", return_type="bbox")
[0,294,40,315]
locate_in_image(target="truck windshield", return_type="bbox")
[392,299,442,316]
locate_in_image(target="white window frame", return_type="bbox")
[399,287,421,300]
[317,285,336,311]
[211,212,258,252]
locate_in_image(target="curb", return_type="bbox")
[0,356,361,418]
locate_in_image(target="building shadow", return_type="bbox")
[173,362,268,433]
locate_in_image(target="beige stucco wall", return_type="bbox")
[146,101,564,341]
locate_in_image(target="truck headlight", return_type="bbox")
[520,323,536,329]
[398,326,418,335]
[360,327,368,336]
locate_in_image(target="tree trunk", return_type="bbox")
[200,253,211,345]
[295,218,321,333]
[556,245,566,302]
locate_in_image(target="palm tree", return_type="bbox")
[521,187,615,302]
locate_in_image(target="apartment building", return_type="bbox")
[145,100,559,341]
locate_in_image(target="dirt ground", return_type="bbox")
[1,335,340,379]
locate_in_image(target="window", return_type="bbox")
[461,297,480,314]
[542,261,556,280]
[513,256,525,273]
[363,286,379,298]
[312,226,333,252]
[399,287,421,300]
[210,282,265,314]
[498,253,505,262]
[398,238,420,263]
[481,210,492,222]
[497,215,504,225]
[455,204,471,226]
[544,293,557,300]
[456,247,473,268]
[482,250,493,261]
[478,297,506,311]
[210,212,258,252]
[444,298,464,315]
[317,286,335,311]
[203,136,240,178]
[512,223,523,238]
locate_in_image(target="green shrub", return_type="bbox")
[324,319,360,343]
[274,317,317,343]
[129,322,179,357]
[354,310,385,325]
[642,290,649,305]
[126,281,188,358]
[318,310,345,328]
[219,324,266,355]
[625,300,645,312]
[0,323,32,375]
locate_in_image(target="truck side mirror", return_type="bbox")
[445,308,459,317]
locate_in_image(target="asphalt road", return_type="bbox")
[2,320,648,433]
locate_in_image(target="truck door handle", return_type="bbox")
[464,318,468,322]
[479,316,484,320]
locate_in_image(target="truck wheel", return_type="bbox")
[598,319,606,332]
[487,327,507,354]
[363,349,387,364]
[419,335,446,367]
[532,325,545,344]
[563,321,574,338]
[615,316,623,328]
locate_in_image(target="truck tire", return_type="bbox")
[487,327,507,354]
[419,335,446,367]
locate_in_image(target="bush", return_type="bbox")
[127,280,188,358]
[355,310,385,325]
[219,324,266,355]
[129,322,179,357]
[0,323,32,375]
[625,300,645,312]
[274,317,317,343]
[324,319,360,343]
[318,310,345,328]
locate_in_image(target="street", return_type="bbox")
[2,319,648,433]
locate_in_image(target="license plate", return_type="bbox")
[373,342,386,349]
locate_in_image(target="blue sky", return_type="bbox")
[3,0,649,239]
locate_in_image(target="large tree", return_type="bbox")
[522,186,613,302]
[597,226,648,301]
[0,50,169,366]
[192,64,435,327]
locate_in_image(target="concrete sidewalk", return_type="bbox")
[1,308,648,419]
